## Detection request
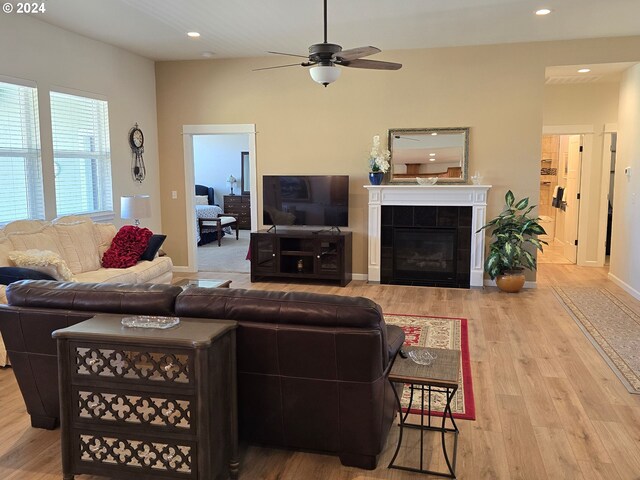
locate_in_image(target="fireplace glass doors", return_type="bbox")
[381,206,471,288]
[394,228,456,283]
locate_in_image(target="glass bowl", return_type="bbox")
[416,177,438,185]
[408,349,437,366]
[121,315,180,329]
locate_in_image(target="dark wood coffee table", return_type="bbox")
[388,346,460,478]
[175,278,232,289]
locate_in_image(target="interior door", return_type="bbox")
[563,135,582,263]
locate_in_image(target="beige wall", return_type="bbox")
[156,36,640,276]
[610,63,640,296]
[543,82,620,264]
[0,14,162,232]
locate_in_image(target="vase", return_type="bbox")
[495,270,526,293]
[369,172,384,185]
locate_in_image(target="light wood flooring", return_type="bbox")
[1,264,640,479]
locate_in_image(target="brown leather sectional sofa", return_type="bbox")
[0,280,404,469]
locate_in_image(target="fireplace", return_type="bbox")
[365,184,490,287]
[381,206,471,288]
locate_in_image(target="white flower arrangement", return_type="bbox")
[369,135,391,173]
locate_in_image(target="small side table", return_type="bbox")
[53,314,238,480]
[388,346,460,478]
[175,278,232,289]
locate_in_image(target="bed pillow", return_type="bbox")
[140,234,167,261]
[8,249,75,281]
[195,195,209,205]
[102,226,153,268]
[0,266,56,285]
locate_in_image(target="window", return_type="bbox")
[50,91,113,216]
[0,80,45,224]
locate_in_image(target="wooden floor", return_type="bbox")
[2,264,640,479]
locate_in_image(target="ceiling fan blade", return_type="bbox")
[253,63,305,71]
[267,51,309,59]
[339,59,402,70]
[335,46,381,61]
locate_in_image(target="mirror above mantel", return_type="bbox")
[388,127,469,184]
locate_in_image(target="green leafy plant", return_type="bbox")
[477,190,547,279]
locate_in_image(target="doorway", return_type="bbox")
[181,124,257,274]
[538,134,583,265]
[193,134,252,273]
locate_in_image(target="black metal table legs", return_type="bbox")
[388,381,459,478]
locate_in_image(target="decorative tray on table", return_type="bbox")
[121,315,180,329]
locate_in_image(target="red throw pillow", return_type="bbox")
[102,226,153,269]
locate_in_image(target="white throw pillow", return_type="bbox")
[8,249,75,281]
[195,195,209,205]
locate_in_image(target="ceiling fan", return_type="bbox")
[254,0,402,87]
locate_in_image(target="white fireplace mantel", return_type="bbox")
[364,184,492,287]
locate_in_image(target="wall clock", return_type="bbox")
[129,123,146,183]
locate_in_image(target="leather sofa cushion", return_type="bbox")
[6,280,182,316]
[176,287,391,368]
[176,287,384,329]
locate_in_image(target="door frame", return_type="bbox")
[598,124,617,266]
[182,124,257,272]
[542,125,594,266]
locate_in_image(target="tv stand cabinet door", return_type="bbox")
[251,233,277,276]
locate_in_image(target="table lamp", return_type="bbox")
[121,194,151,227]
[227,175,237,195]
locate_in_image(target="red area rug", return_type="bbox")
[385,314,476,421]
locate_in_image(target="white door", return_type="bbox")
[563,135,582,263]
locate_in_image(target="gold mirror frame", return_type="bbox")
[388,127,470,184]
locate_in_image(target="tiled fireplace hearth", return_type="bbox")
[365,185,491,287]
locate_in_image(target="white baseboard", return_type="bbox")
[581,260,601,267]
[483,279,537,289]
[607,272,640,301]
[352,273,367,281]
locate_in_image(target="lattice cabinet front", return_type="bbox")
[54,314,238,480]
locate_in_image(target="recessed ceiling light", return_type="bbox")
[429,158,436,162]
[535,8,552,16]
[430,153,436,156]
[431,132,438,136]
[187,32,201,38]
[201,51,215,58]
[578,68,591,73]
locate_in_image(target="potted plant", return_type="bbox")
[368,135,390,185]
[477,190,547,293]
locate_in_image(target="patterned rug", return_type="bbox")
[385,314,476,420]
[553,286,640,394]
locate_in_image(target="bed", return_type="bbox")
[195,184,227,246]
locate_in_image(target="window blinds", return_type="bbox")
[50,91,113,216]
[0,81,45,224]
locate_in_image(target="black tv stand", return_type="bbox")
[251,229,352,287]
[312,226,341,234]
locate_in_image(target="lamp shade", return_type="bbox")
[309,65,341,86]
[121,195,151,223]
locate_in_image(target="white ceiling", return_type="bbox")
[545,62,638,84]
[32,0,640,61]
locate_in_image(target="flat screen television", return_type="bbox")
[263,175,349,227]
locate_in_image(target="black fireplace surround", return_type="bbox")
[381,206,472,288]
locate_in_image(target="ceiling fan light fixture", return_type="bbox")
[310,65,341,87]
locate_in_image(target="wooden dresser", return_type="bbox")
[54,314,238,480]
[223,195,251,230]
